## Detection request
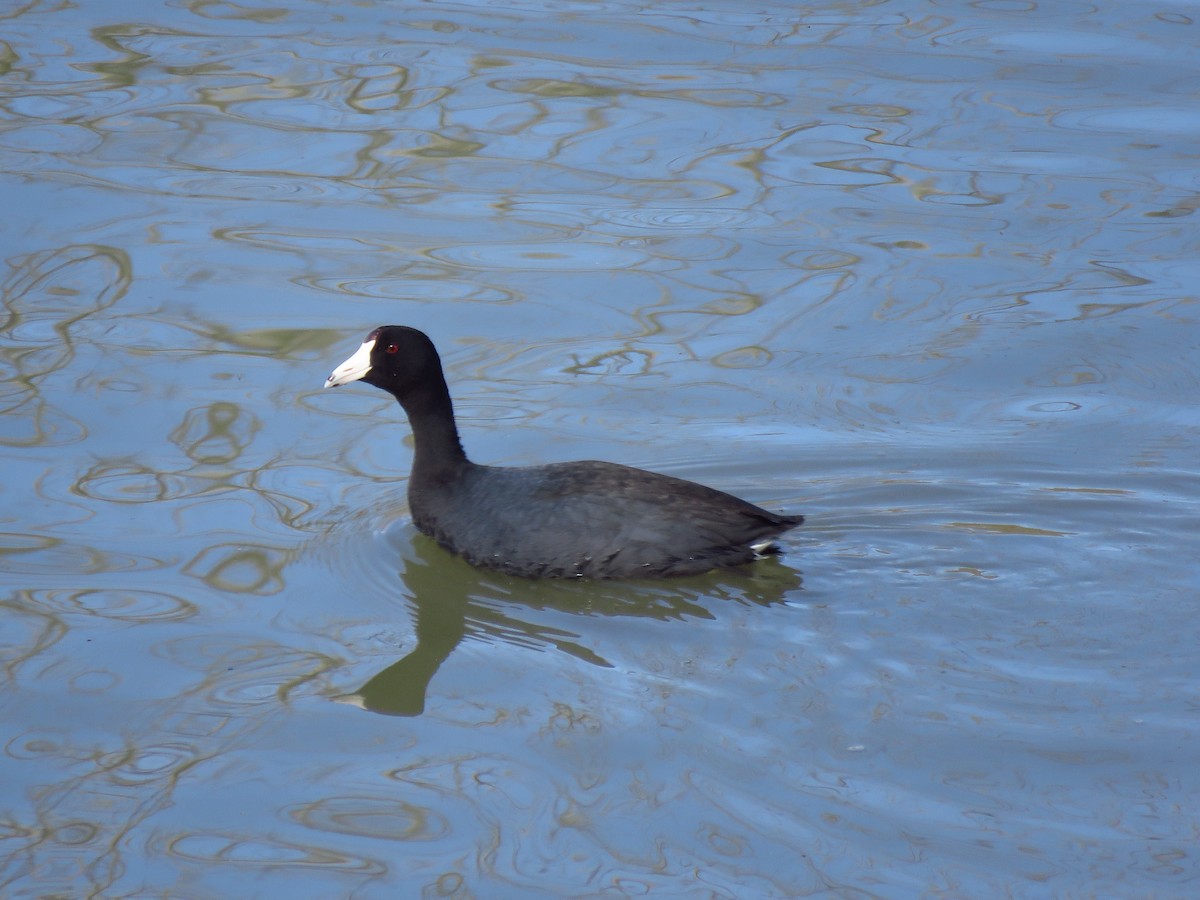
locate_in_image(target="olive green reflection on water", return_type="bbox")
[170,401,261,466]
[348,535,802,716]
[184,542,293,595]
[3,0,1198,894]
[1,245,130,449]
[287,795,450,843]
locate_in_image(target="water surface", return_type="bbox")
[1,1,1198,896]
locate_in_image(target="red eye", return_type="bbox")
[386,343,399,354]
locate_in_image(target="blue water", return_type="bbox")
[1,1,1197,896]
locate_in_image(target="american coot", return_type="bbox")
[325,326,803,579]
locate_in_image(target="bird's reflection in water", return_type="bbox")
[345,532,803,716]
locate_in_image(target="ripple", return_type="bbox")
[2,343,71,383]
[69,669,120,693]
[31,588,198,623]
[101,743,201,786]
[1007,399,1087,416]
[490,76,622,100]
[343,77,450,114]
[0,532,163,576]
[170,402,261,466]
[784,249,862,270]
[426,241,649,271]
[455,401,536,422]
[986,391,1139,425]
[214,656,332,709]
[243,464,329,532]
[216,226,382,254]
[0,122,102,155]
[712,346,774,369]
[592,206,770,230]
[166,832,384,872]
[152,637,334,707]
[296,505,412,601]
[668,87,787,108]
[936,26,1128,56]
[0,245,130,447]
[942,521,1071,537]
[4,730,103,762]
[961,150,1120,176]
[0,532,57,555]
[74,461,194,503]
[829,103,910,119]
[300,275,516,304]
[52,822,99,846]
[1054,106,1200,137]
[183,543,292,595]
[919,191,1002,207]
[2,244,129,327]
[1,597,65,670]
[288,796,450,842]
[562,346,655,377]
[1028,401,1082,413]
[167,172,335,200]
[403,158,619,194]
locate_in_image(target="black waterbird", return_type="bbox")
[325,326,802,579]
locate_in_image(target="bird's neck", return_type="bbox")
[395,374,470,482]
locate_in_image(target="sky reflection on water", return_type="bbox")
[1,1,1198,896]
